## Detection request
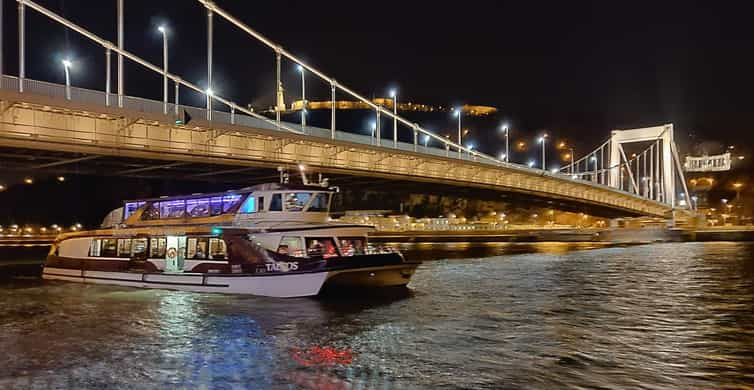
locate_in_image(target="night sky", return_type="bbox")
[1,0,753,224]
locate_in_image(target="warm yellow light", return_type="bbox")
[57,176,66,182]
[733,182,743,189]
[23,177,33,184]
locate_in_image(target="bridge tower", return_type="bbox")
[608,124,681,207]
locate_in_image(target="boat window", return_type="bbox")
[269,193,283,211]
[187,198,210,217]
[222,195,243,213]
[101,238,117,257]
[285,192,312,212]
[305,237,339,259]
[132,238,148,256]
[278,236,306,257]
[307,193,330,212]
[150,237,166,258]
[117,239,132,258]
[210,197,223,215]
[124,201,146,219]
[339,237,366,256]
[239,196,256,214]
[89,239,102,257]
[209,238,227,259]
[257,196,265,212]
[187,237,209,259]
[142,203,161,220]
[160,200,186,219]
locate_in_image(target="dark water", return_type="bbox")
[2,242,754,389]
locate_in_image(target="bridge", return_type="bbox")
[0,0,691,218]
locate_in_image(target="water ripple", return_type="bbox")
[1,242,754,388]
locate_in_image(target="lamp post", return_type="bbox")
[501,124,509,162]
[370,120,377,145]
[733,183,743,203]
[158,25,168,114]
[62,59,72,100]
[297,65,306,133]
[733,182,744,220]
[423,134,430,150]
[590,155,597,182]
[538,133,548,170]
[454,107,462,158]
[390,89,398,148]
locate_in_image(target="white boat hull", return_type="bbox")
[42,267,329,297]
[42,263,418,298]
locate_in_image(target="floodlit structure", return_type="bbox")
[0,0,688,219]
[562,124,692,209]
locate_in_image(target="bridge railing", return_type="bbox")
[0,74,496,164]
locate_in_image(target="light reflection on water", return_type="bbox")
[1,242,754,389]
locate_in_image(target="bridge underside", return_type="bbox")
[0,146,653,218]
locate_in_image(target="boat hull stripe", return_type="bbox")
[43,271,230,288]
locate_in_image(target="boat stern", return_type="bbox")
[321,253,421,289]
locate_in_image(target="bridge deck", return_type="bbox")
[0,79,672,218]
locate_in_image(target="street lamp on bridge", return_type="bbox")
[538,133,548,170]
[453,107,462,158]
[297,65,306,134]
[158,25,169,115]
[61,59,72,100]
[390,89,398,148]
[500,123,510,163]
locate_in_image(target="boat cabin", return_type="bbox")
[115,183,335,228]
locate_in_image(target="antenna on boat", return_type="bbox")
[277,166,289,184]
[318,173,329,188]
[298,164,311,185]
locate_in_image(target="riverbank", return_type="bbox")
[371,227,754,244]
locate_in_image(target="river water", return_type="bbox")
[1,242,754,389]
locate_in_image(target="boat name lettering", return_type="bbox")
[265,261,299,272]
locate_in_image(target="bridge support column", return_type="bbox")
[105,48,111,106]
[206,8,213,121]
[275,52,282,127]
[174,78,179,116]
[18,1,24,93]
[117,0,123,107]
[330,82,336,139]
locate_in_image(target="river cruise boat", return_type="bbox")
[43,182,420,297]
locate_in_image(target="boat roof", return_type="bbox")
[123,183,331,204]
